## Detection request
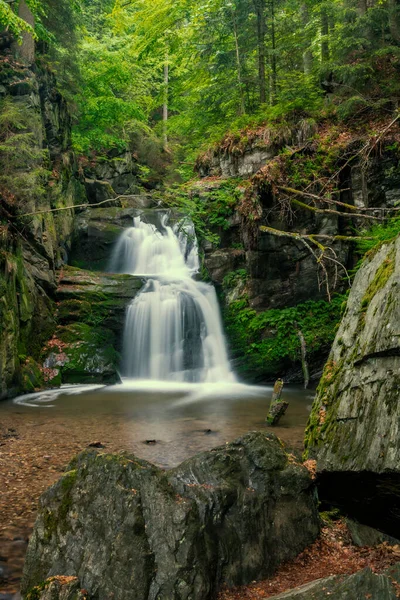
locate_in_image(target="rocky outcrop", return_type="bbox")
[69,204,152,272]
[305,235,400,536]
[0,59,87,399]
[197,121,318,179]
[83,152,141,201]
[39,266,142,386]
[267,564,400,599]
[22,432,319,600]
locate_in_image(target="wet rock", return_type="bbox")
[267,564,400,599]
[39,265,143,386]
[22,432,319,600]
[305,235,400,536]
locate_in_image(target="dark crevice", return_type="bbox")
[317,471,400,538]
[354,346,400,366]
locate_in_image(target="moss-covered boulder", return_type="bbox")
[305,235,400,536]
[22,432,319,600]
[40,266,143,385]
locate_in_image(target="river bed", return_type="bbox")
[0,381,313,596]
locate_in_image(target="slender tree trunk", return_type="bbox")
[296,327,310,389]
[13,0,35,65]
[357,0,368,16]
[389,0,400,42]
[269,0,277,105]
[321,7,330,63]
[253,0,267,104]
[301,3,313,75]
[232,15,246,115]
[163,51,169,151]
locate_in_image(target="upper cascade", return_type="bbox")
[109,212,200,278]
[110,210,236,383]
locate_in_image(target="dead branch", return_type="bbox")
[277,185,360,213]
[259,226,373,243]
[259,225,370,300]
[277,191,383,221]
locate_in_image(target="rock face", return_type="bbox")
[267,564,400,599]
[0,60,86,399]
[69,205,152,272]
[305,235,400,536]
[22,432,319,600]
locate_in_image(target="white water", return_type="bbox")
[110,211,236,383]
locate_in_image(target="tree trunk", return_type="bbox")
[253,0,267,104]
[357,0,368,16]
[232,15,246,115]
[389,0,400,42]
[321,7,329,63]
[13,0,35,65]
[163,52,169,151]
[269,0,277,105]
[301,3,313,75]
[296,327,310,389]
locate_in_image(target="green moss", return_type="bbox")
[20,358,44,392]
[361,251,395,311]
[303,359,343,457]
[49,323,120,384]
[25,580,48,600]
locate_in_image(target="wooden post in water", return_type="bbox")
[266,379,289,426]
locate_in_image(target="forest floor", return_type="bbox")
[1,411,399,599]
[218,522,400,599]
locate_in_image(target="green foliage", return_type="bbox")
[225,295,346,380]
[0,97,49,211]
[0,0,37,38]
[223,269,248,289]
[357,217,400,256]
[161,179,244,244]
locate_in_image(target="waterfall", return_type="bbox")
[110,211,236,383]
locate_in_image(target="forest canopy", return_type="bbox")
[2,0,400,166]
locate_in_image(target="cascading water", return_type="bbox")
[110,211,236,383]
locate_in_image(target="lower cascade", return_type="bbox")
[110,210,236,383]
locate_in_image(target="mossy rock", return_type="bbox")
[20,357,45,392]
[42,323,120,385]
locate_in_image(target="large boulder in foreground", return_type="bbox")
[22,432,319,600]
[268,564,400,599]
[305,235,400,535]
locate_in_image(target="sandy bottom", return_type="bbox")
[0,382,313,596]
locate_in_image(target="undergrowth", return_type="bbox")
[225,295,347,381]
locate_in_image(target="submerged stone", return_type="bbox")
[22,432,319,600]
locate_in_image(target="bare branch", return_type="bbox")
[276,189,383,221]
[11,195,151,219]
